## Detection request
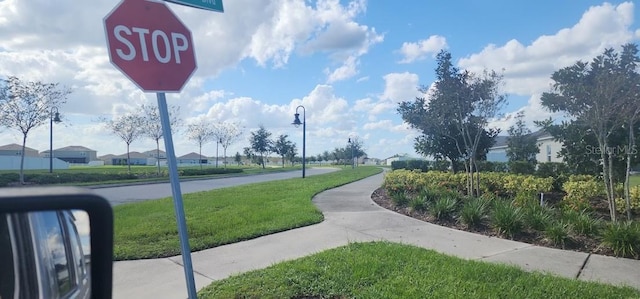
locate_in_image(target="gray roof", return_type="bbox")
[178,152,207,160]
[55,145,96,152]
[0,143,38,152]
[112,151,148,159]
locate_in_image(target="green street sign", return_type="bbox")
[164,0,224,12]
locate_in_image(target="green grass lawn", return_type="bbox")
[630,174,640,187]
[198,242,640,299]
[113,166,382,260]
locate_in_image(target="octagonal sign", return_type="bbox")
[104,0,197,92]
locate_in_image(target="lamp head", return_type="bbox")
[292,113,302,128]
[53,112,62,123]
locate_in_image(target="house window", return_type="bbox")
[546,145,552,162]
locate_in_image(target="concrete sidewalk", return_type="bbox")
[112,172,640,298]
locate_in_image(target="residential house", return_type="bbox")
[41,145,98,164]
[0,143,39,157]
[384,154,412,166]
[110,151,152,166]
[98,154,116,165]
[143,149,167,166]
[177,152,208,165]
[0,143,68,170]
[487,130,563,163]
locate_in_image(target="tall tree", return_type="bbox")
[234,151,242,166]
[217,122,243,169]
[102,113,145,173]
[540,44,639,221]
[186,119,214,169]
[506,111,539,164]
[273,134,294,167]
[399,50,503,195]
[0,76,70,183]
[140,103,180,175]
[249,125,273,169]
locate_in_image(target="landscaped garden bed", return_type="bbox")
[374,170,640,259]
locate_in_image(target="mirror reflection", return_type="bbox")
[0,209,91,299]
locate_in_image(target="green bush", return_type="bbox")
[545,221,572,249]
[431,196,458,220]
[563,210,602,237]
[523,204,554,231]
[536,162,571,192]
[491,201,524,238]
[508,161,536,175]
[391,160,407,170]
[601,221,640,258]
[409,196,428,212]
[390,190,410,207]
[0,173,19,186]
[431,160,450,172]
[476,161,508,172]
[419,187,440,204]
[459,199,487,228]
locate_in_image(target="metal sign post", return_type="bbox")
[157,92,197,298]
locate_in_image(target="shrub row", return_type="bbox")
[386,185,640,258]
[384,170,553,205]
[0,168,244,186]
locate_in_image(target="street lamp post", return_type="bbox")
[292,105,306,178]
[49,107,62,173]
[348,137,354,169]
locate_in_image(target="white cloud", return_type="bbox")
[398,35,448,63]
[380,72,422,103]
[325,56,358,83]
[458,2,640,95]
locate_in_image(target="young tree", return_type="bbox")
[273,134,294,167]
[399,51,503,195]
[186,119,214,169]
[0,76,70,183]
[234,151,242,166]
[102,113,145,173]
[541,44,638,221]
[286,144,298,167]
[249,125,273,169]
[140,103,181,175]
[217,122,243,169]
[506,111,539,164]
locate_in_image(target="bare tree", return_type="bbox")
[102,113,145,173]
[0,76,70,184]
[186,119,214,169]
[216,122,243,169]
[140,103,181,175]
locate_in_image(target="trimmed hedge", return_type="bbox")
[0,168,244,186]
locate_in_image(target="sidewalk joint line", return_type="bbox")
[576,253,591,279]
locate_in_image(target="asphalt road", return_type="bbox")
[91,168,337,205]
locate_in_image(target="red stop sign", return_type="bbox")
[104,0,197,92]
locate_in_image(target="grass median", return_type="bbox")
[199,241,640,298]
[113,166,382,260]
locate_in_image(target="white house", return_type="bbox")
[487,130,563,163]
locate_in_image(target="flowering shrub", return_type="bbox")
[615,185,640,215]
[562,176,604,211]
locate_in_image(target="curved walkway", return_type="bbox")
[113,172,640,299]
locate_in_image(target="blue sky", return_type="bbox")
[0,0,639,160]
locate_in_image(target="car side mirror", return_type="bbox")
[0,186,113,299]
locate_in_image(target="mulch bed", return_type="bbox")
[370,187,631,258]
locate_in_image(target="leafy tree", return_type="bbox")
[273,134,294,167]
[234,151,242,166]
[286,144,298,166]
[506,111,539,164]
[216,122,243,169]
[540,44,639,221]
[102,113,145,173]
[322,150,331,164]
[0,76,70,183]
[399,50,503,196]
[249,125,273,169]
[139,103,180,175]
[347,137,367,167]
[186,119,214,169]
